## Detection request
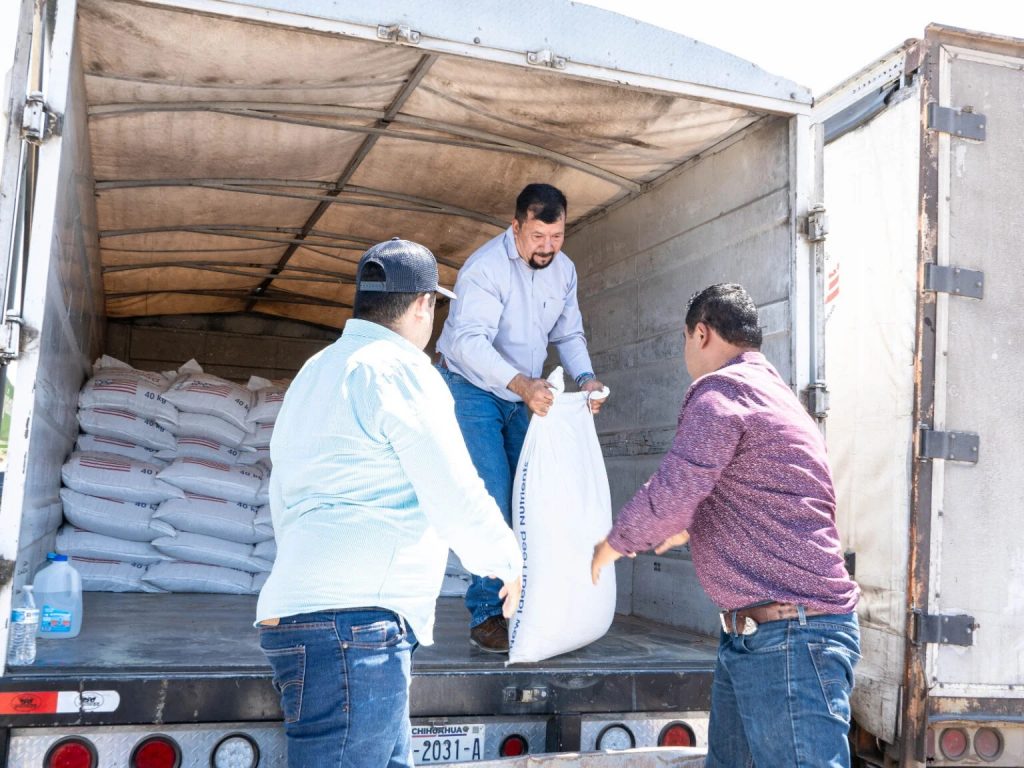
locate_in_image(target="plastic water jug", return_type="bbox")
[33,553,83,639]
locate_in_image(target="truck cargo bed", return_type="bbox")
[1,594,717,725]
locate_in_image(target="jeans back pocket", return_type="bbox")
[262,644,306,724]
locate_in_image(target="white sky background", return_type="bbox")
[580,0,1024,94]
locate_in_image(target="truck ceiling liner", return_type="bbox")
[80,0,810,328]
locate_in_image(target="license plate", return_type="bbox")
[412,723,486,764]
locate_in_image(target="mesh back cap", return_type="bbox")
[356,238,456,299]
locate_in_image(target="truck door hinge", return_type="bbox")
[20,92,61,144]
[924,263,984,299]
[918,427,979,463]
[927,103,986,141]
[503,685,550,704]
[806,204,828,242]
[911,609,977,646]
[526,49,567,69]
[803,380,829,420]
[377,23,421,45]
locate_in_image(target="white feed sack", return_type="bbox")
[56,525,168,565]
[507,369,615,665]
[163,359,253,431]
[77,408,177,451]
[78,369,178,428]
[151,532,273,573]
[247,376,288,425]
[71,556,163,593]
[76,433,166,465]
[172,411,249,447]
[157,458,264,504]
[158,435,251,464]
[154,495,272,544]
[62,452,185,504]
[143,562,254,595]
[60,488,174,542]
[241,422,275,450]
[253,539,276,561]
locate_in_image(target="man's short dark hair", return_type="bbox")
[515,183,567,225]
[685,283,763,348]
[353,262,434,327]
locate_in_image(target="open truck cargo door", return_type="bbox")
[906,24,1024,765]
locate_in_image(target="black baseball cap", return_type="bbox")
[356,238,456,299]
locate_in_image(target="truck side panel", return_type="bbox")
[823,84,921,745]
[2,0,103,621]
[567,117,795,634]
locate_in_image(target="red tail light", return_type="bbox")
[499,735,528,756]
[974,727,1003,761]
[45,738,97,768]
[131,736,181,768]
[658,721,695,747]
[939,728,968,760]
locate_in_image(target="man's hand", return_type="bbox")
[508,373,555,416]
[591,538,627,585]
[654,530,690,555]
[499,577,522,619]
[580,378,608,414]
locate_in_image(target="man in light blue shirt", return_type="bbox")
[436,183,607,652]
[257,238,522,768]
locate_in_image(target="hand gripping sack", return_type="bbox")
[508,368,614,664]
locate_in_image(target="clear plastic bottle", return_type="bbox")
[7,585,40,665]
[33,553,83,639]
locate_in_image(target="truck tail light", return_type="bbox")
[658,721,695,747]
[939,727,968,760]
[973,727,1003,760]
[45,738,97,768]
[499,734,528,756]
[595,724,635,750]
[211,733,260,768]
[130,736,181,768]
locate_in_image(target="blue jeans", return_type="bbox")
[259,608,419,768]
[437,365,529,628]
[705,610,860,768]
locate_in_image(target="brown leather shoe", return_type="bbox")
[469,615,509,653]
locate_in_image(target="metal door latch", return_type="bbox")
[21,92,61,144]
[526,49,567,69]
[503,685,549,704]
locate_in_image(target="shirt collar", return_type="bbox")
[723,350,765,368]
[343,318,429,361]
[503,227,519,261]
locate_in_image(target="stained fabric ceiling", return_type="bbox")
[80,0,763,328]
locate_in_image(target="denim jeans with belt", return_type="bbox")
[259,608,418,768]
[705,610,861,768]
[436,365,529,628]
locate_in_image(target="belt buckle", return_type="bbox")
[720,611,758,636]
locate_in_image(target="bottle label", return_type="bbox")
[11,608,39,623]
[40,606,73,633]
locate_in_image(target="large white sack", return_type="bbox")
[507,368,615,664]
[247,376,287,425]
[56,525,168,565]
[79,371,178,427]
[154,495,271,544]
[171,411,248,447]
[77,407,177,451]
[143,561,254,594]
[163,361,253,430]
[157,457,264,504]
[71,556,163,593]
[151,532,273,573]
[251,571,269,594]
[157,435,251,464]
[241,422,275,450]
[237,447,271,466]
[61,452,185,504]
[76,433,166,466]
[60,488,174,542]
[253,539,276,561]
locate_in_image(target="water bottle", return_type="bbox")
[7,586,39,665]
[34,553,83,639]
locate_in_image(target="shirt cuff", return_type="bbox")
[606,529,637,557]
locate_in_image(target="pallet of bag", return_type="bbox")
[60,357,284,594]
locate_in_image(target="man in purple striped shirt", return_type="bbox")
[592,283,860,768]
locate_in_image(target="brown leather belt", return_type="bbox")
[720,602,836,635]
